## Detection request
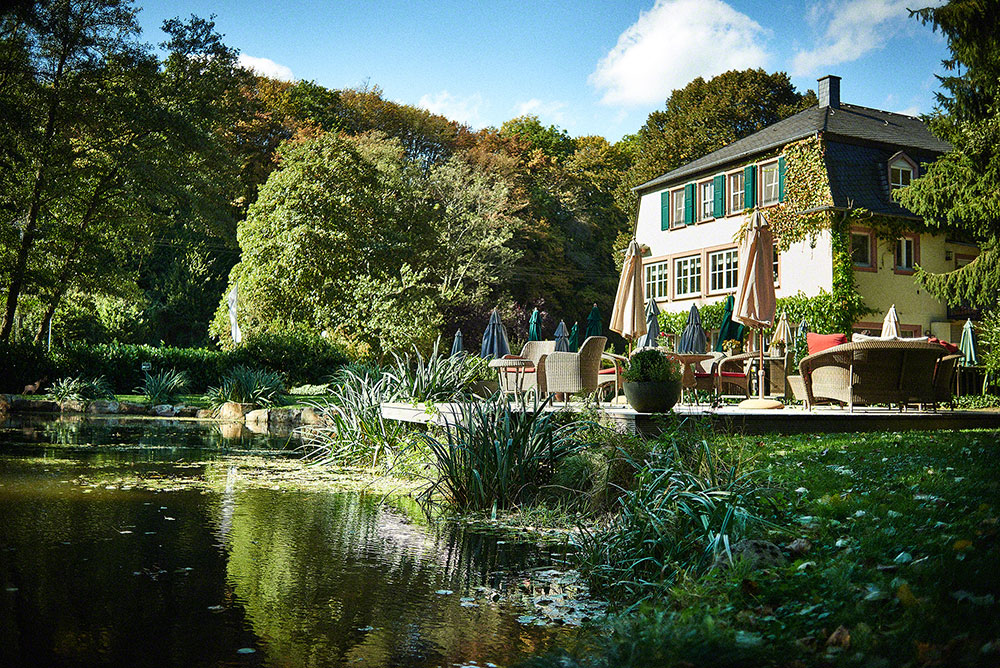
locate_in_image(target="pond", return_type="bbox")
[0,415,591,667]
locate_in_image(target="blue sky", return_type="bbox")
[136,0,950,141]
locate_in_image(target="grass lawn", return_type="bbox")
[530,429,1000,667]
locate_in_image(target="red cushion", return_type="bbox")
[807,332,847,354]
[928,336,960,354]
[504,367,534,373]
[598,368,617,375]
[720,371,746,378]
[693,371,712,378]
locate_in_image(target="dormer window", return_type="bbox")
[888,152,917,190]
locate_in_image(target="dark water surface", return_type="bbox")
[0,416,573,667]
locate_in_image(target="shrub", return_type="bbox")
[386,338,478,403]
[240,329,348,386]
[419,394,583,511]
[48,376,116,403]
[206,366,286,408]
[303,366,409,470]
[576,427,771,602]
[0,341,55,393]
[136,369,189,406]
[622,349,681,383]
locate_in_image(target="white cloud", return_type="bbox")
[417,90,485,127]
[238,54,294,81]
[895,104,921,117]
[791,0,913,76]
[590,0,771,107]
[513,98,570,126]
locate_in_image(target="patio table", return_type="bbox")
[489,357,533,395]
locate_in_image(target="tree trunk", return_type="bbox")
[0,42,67,342]
[32,176,112,344]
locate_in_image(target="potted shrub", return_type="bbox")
[622,349,683,413]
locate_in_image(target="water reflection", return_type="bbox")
[1,413,301,452]
[0,418,570,667]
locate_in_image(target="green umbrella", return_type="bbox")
[568,322,579,352]
[585,304,603,339]
[715,295,746,352]
[959,318,978,366]
[528,307,542,342]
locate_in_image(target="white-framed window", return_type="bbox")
[760,161,780,206]
[896,237,915,270]
[890,163,912,189]
[699,180,714,220]
[671,189,685,227]
[708,248,738,293]
[851,232,872,267]
[728,172,744,214]
[674,255,701,297]
[645,261,669,300]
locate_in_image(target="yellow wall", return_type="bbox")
[853,232,979,341]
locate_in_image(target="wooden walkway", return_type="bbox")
[380,401,1000,436]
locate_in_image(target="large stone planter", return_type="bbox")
[623,380,681,413]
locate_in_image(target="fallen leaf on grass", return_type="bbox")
[952,539,973,551]
[897,583,919,608]
[826,625,850,648]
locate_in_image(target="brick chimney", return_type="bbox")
[818,75,841,109]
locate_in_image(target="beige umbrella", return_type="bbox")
[610,239,647,344]
[734,211,780,409]
[770,310,792,353]
[881,304,900,338]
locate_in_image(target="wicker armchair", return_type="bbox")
[498,340,555,394]
[927,353,961,409]
[792,340,945,411]
[538,336,607,402]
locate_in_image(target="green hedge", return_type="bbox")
[1,331,349,394]
[658,290,844,339]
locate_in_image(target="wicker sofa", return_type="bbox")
[788,340,946,411]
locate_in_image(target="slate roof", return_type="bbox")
[634,103,952,196]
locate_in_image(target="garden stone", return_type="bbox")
[269,408,301,426]
[0,396,10,415]
[12,398,59,412]
[153,404,176,417]
[245,409,269,425]
[218,402,253,421]
[60,400,86,413]
[715,539,787,570]
[195,409,215,419]
[87,400,119,414]
[300,407,322,425]
[118,401,147,415]
[174,406,197,418]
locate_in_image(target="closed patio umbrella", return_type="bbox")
[568,322,579,352]
[770,311,792,353]
[586,304,603,339]
[450,329,464,357]
[881,305,900,338]
[677,304,707,353]
[734,210,779,409]
[554,320,570,352]
[480,309,510,359]
[959,318,978,366]
[715,294,746,352]
[635,298,661,349]
[528,308,542,342]
[610,240,647,343]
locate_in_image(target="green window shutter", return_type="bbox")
[743,165,756,209]
[683,183,695,224]
[713,174,725,218]
[660,190,670,230]
[778,156,787,202]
